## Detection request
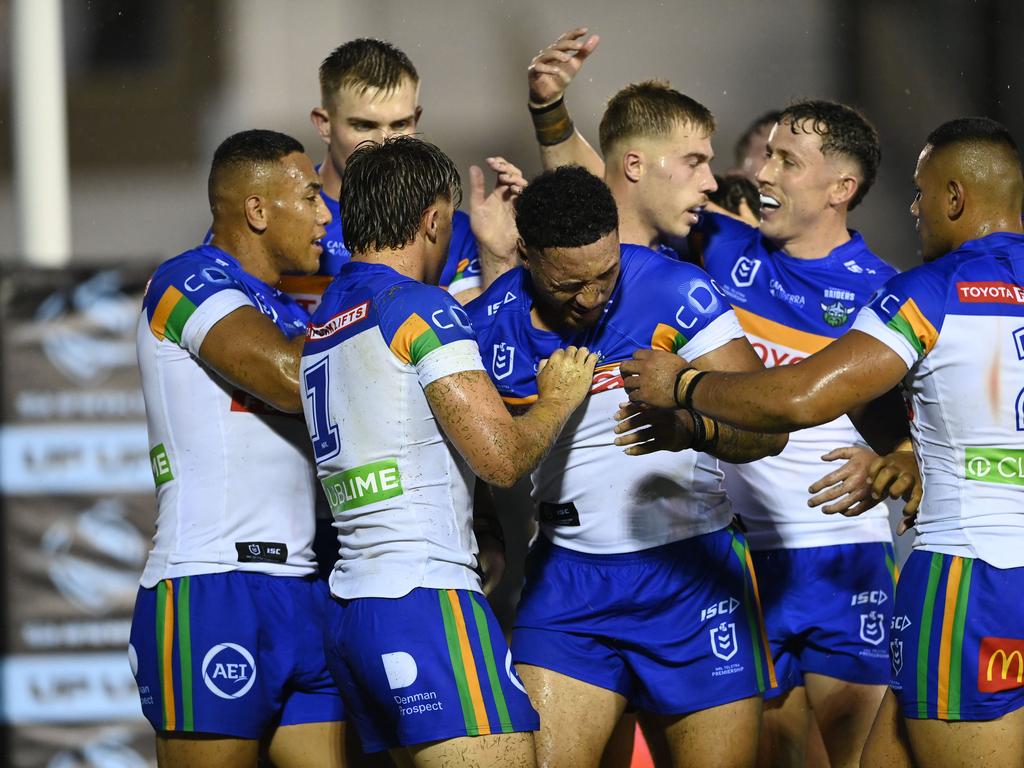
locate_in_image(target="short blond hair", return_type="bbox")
[598,81,715,157]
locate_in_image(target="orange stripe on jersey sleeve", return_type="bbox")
[388,313,431,365]
[732,306,832,356]
[149,286,184,341]
[899,298,939,356]
[651,323,686,353]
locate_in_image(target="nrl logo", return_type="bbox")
[492,342,515,380]
[821,300,855,327]
[891,639,904,674]
[860,611,886,646]
[710,622,738,661]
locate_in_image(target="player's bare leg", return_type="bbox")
[654,695,762,768]
[156,734,259,767]
[803,673,885,767]
[517,665,627,768]
[406,732,537,767]
[600,712,636,768]
[860,690,913,768]
[267,721,346,768]
[755,686,810,768]
[903,705,1024,768]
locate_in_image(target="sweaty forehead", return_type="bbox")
[332,79,419,119]
[538,241,618,283]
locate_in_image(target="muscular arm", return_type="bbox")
[198,305,304,413]
[689,331,909,432]
[426,347,596,488]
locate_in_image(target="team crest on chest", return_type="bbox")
[492,342,515,380]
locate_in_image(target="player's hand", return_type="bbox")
[528,27,600,106]
[469,156,527,265]
[537,346,599,408]
[808,446,882,517]
[613,403,694,456]
[620,349,689,409]
[868,449,922,535]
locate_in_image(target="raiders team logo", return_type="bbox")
[821,300,855,327]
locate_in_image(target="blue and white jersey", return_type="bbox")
[467,244,745,554]
[137,245,317,587]
[301,262,486,599]
[853,232,1024,568]
[699,213,897,549]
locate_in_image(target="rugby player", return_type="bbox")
[132,130,343,767]
[526,29,905,767]
[620,116,1024,768]
[467,165,788,768]
[300,136,599,767]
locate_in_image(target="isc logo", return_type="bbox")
[701,597,740,622]
[851,590,888,606]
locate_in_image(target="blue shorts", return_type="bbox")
[325,587,539,753]
[891,550,1024,721]
[512,526,776,715]
[752,542,896,698]
[129,572,343,738]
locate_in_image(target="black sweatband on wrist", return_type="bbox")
[685,408,706,450]
[690,412,720,453]
[529,97,575,146]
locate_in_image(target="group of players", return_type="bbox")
[128,25,1024,768]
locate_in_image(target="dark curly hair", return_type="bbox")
[780,100,880,210]
[515,166,618,250]
[341,136,461,255]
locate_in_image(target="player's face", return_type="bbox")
[527,230,621,331]
[638,123,717,240]
[324,77,421,178]
[756,118,844,244]
[266,152,332,274]
[911,144,951,262]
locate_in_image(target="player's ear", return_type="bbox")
[947,178,965,220]
[423,203,442,243]
[516,237,528,266]
[413,105,423,127]
[830,174,858,208]
[310,106,332,145]
[244,194,268,233]
[622,149,644,183]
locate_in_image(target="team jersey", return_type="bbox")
[699,213,897,549]
[852,231,1024,569]
[300,262,486,599]
[274,189,481,313]
[466,245,745,554]
[137,245,318,588]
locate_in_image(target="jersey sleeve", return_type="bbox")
[643,259,746,361]
[376,281,485,388]
[851,264,947,368]
[440,211,482,297]
[143,255,253,356]
[694,211,759,272]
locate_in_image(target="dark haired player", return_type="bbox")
[131,130,344,767]
[300,136,599,766]
[526,29,905,765]
[468,165,786,768]
[620,116,1024,768]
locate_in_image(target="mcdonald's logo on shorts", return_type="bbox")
[978,637,1024,693]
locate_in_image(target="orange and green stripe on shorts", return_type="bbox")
[729,530,778,692]
[155,577,195,731]
[916,553,973,720]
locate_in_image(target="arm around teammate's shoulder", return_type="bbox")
[197,305,304,413]
[426,346,598,487]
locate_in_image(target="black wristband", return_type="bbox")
[675,369,708,410]
[528,96,565,114]
[685,408,706,450]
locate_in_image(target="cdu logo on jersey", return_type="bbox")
[492,343,516,380]
[860,611,886,646]
[730,257,761,288]
[201,643,257,699]
[710,622,738,661]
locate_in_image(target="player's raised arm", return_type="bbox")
[466,156,528,302]
[427,345,597,488]
[527,27,605,174]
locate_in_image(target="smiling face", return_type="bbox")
[264,152,332,274]
[755,118,853,245]
[526,230,622,332]
[634,122,718,240]
[318,76,421,179]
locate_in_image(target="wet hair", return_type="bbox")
[779,100,880,210]
[341,136,461,254]
[709,174,761,217]
[733,110,782,167]
[598,80,715,157]
[515,165,618,250]
[208,129,304,207]
[319,38,419,109]
[926,117,1020,159]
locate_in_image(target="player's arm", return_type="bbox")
[527,27,606,174]
[614,338,787,462]
[426,346,598,488]
[198,306,304,413]
[621,331,910,433]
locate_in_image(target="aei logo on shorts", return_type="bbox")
[201,643,257,699]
